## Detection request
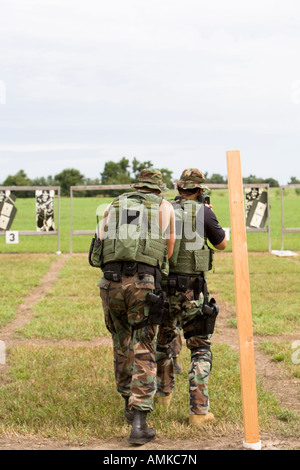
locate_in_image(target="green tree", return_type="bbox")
[100,157,174,195]
[30,175,58,186]
[263,178,279,187]
[242,174,264,184]
[207,173,227,184]
[3,169,31,186]
[288,176,300,185]
[288,176,300,195]
[101,158,132,184]
[3,170,32,197]
[55,168,85,196]
[100,158,132,196]
[159,168,173,189]
[132,158,153,179]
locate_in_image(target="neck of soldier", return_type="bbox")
[181,189,202,201]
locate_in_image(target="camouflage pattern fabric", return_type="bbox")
[176,168,209,191]
[133,168,168,192]
[156,288,212,415]
[99,273,159,412]
[170,331,182,358]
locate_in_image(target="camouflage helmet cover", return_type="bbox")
[133,168,168,192]
[177,168,208,190]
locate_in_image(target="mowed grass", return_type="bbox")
[1,188,300,253]
[209,252,300,390]
[0,254,56,328]
[16,256,107,340]
[210,252,300,336]
[0,342,298,440]
[0,253,299,441]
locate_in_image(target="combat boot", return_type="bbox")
[129,410,156,445]
[189,412,215,427]
[156,393,172,409]
[123,395,134,425]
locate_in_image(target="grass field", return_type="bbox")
[0,252,299,447]
[1,187,300,253]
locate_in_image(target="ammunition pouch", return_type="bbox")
[162,273,204,300]
[102,261,160,283]
[89,236,103,268]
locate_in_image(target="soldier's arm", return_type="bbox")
[213,237,227,250]
[159,200,175,258]
[204,205,227,251]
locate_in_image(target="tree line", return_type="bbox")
[1,157,299,197]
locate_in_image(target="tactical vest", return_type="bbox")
[102,191,168,270]
[169,198,212,274]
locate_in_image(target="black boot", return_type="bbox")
[123,395,134,425]
[129,410,156,445]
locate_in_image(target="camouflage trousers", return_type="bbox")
[170,332,182,359]
[99,273,158,412]
[156,287,212,415]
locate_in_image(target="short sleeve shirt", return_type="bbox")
[203,205,226,246]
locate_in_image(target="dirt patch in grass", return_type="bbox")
[0,255,68,345]
[0,432,298,451]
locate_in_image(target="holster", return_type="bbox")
[147,290,168,326]
[183,279,219,338]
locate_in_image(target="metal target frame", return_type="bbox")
[0,185,61,252]
[280,184,300,250]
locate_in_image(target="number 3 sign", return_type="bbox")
[5,231,19,244]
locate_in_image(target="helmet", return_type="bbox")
[133,168,167,192]
[176,168,208,190]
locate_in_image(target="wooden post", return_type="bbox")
[226,150,261,450]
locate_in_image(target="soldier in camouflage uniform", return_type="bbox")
[155,169,226,427]
[98,169,175,445]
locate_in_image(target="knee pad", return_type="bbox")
[191,346,213,370]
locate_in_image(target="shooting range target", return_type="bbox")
[0,193,17,231]
[36,190,55,232]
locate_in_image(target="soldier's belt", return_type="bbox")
[161,274,204,299]
[103,262,160,285]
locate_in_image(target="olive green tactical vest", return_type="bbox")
[102,191,168,270]
[169,198,212,274]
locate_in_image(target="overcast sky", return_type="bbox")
[1,0,300,185]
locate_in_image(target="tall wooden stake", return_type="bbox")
[226,150,261,450]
